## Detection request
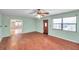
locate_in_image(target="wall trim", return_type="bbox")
[48,34,79,43]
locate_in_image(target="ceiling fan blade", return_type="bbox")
[29,9,49,17]
[37,9,49,14]
[29,9,37,14]
[37,12,49,14]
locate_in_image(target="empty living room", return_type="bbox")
[0,9,79,50]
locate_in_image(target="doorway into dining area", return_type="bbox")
[10,19,23,35]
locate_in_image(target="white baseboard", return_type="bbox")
[49,34,79,43]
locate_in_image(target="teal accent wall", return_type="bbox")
[35,19,43,33]
[1,15,36,37]
[1,15,10,37]
[48,10,79,43]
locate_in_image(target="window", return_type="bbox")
[63,17,76,31]
[52,16,77,32]
[53,18,62,29]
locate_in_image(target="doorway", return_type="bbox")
[43,20,48,34]
[10,19,23,35]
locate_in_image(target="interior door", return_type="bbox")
[10,19,23,35]
[43,20,48,34]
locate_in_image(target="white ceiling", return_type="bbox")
[0,9,77,18]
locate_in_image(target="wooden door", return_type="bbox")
[43,20,48,34]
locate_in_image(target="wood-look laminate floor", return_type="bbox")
[0,32,79,50]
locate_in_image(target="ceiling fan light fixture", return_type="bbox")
[36,14,43,18]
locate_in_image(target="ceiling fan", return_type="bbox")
[29,9,49,18]
[36,9,49,16]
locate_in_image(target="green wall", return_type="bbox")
[48,10,79,43]
[0,15,36,38]
[35,19,43,33]
[1,15,10,37]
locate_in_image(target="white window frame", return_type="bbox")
[52,16,77,32]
